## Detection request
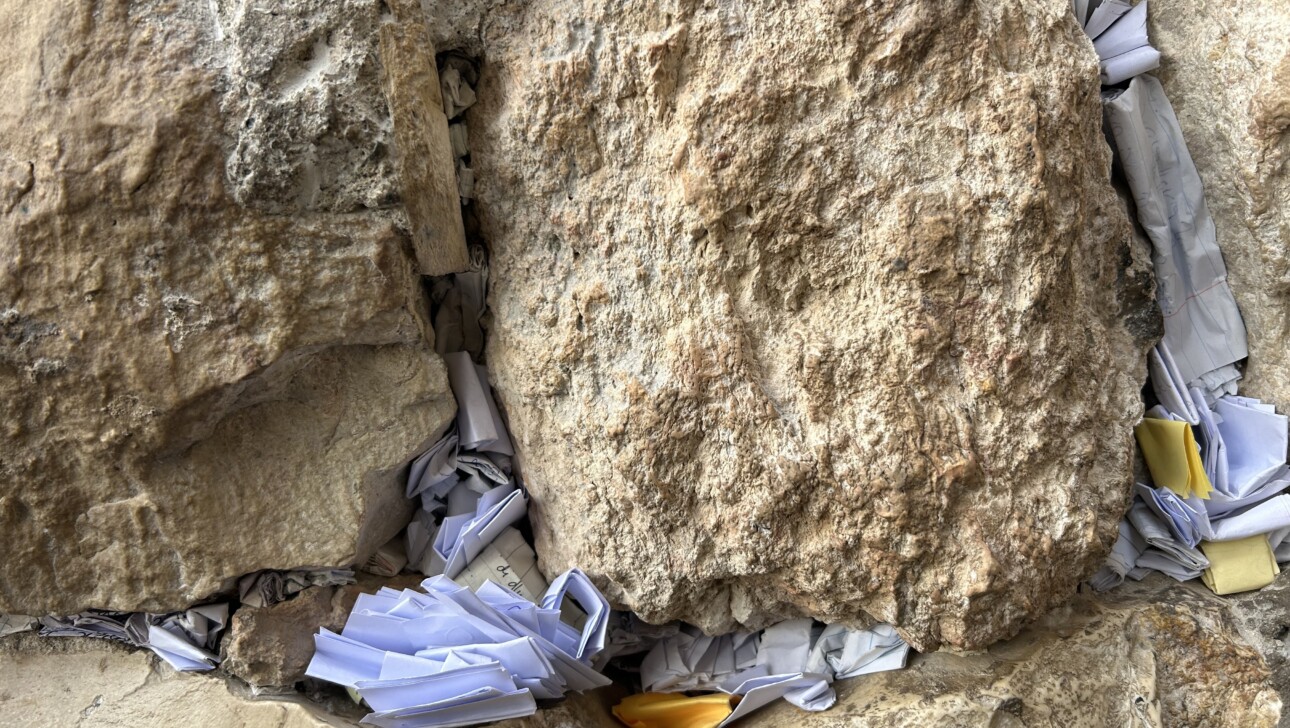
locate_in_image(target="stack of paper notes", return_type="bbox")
[1072,0,1160,85]
[305,569,611,727]
[404,354,526,584]
[1084,11,1284,597]
[1104,72,1248,403]
[606,618,910,726]
[1094,344,1289,595]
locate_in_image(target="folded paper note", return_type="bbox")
[444,352,514,455]
[1126,500,1209,575]
[403,379,521,581]
[1210,496,1290,542]
[0,614,36,636]
[634,616,906,722]
[1215,397,1289,498]
[1204,466,1290,520]
[1091,519,1148,592]
[1201,536,1280,595]
[366,538,410,578]
[433,485,529,579]
[601,613,683,664]
[1136,483,1206,547]
[439,64,476,121]
[1149,344,1199,425]
[802,623,908,679]
[407,432,460,501]
[1190,387,1229,495]
[432,246,489,360]
[1135,417,1213,499]
[1075,0,1160,85]
[239,569,355,608]
[40,604,228,672]
[306,570,611,727]
[454,527,549,603]
[1135,548,1204,582]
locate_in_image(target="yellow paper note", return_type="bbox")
[1134,418,1212,499]
[613,692,737,728]
[1200,536,1279,595]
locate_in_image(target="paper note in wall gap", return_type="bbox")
[1073,0,1161,86]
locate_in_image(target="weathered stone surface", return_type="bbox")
[224,587,344,688]
[473,0,1153,649]
[746,577,1281,727]
[0,0,457,615]
[0,634,346,727]
[1149,1,1290,411]
[1226,576,1290,726]
[223,574,426,688]
[379,0,471,275]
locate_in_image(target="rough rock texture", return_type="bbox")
[224,587,346,689]
[473,0,1154,649]
[746,577,1281,727]
[0,634,349,727]
[379,1,472,275]
[1227,576,1290,727]
[4,578,1274,727]
[1149,1,1290,410]
[223,574,426,688]
[0,0,459,615]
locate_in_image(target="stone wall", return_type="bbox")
[0,0,461,615]
[471,0,1155,651]
[1,0,1287,725]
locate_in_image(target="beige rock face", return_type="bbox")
[1149,1,1290,410]
[473,0,1154,649]
[0,634,348,727]
[224,587,345,689]
[746,577,1281,727]
[0,0,458,615]
[1225,576,1290,723]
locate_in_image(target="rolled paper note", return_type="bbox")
[1135,418,1213,499]
[1200,536,1280,595]
[613,692,738,728]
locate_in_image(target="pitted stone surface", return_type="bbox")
[471,0,1155,650]
[0,0,457,615]
[747,578,1280,727]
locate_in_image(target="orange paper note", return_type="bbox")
[613,692,739,728]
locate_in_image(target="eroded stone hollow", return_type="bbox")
[2,0,1289,725]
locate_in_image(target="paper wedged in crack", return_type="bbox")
[1147,1,1290,415]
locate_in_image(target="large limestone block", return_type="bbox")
[474,1,1154,649]
[1148,1,1290,410]
[0,0,457,615]
[0,634,348,727]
